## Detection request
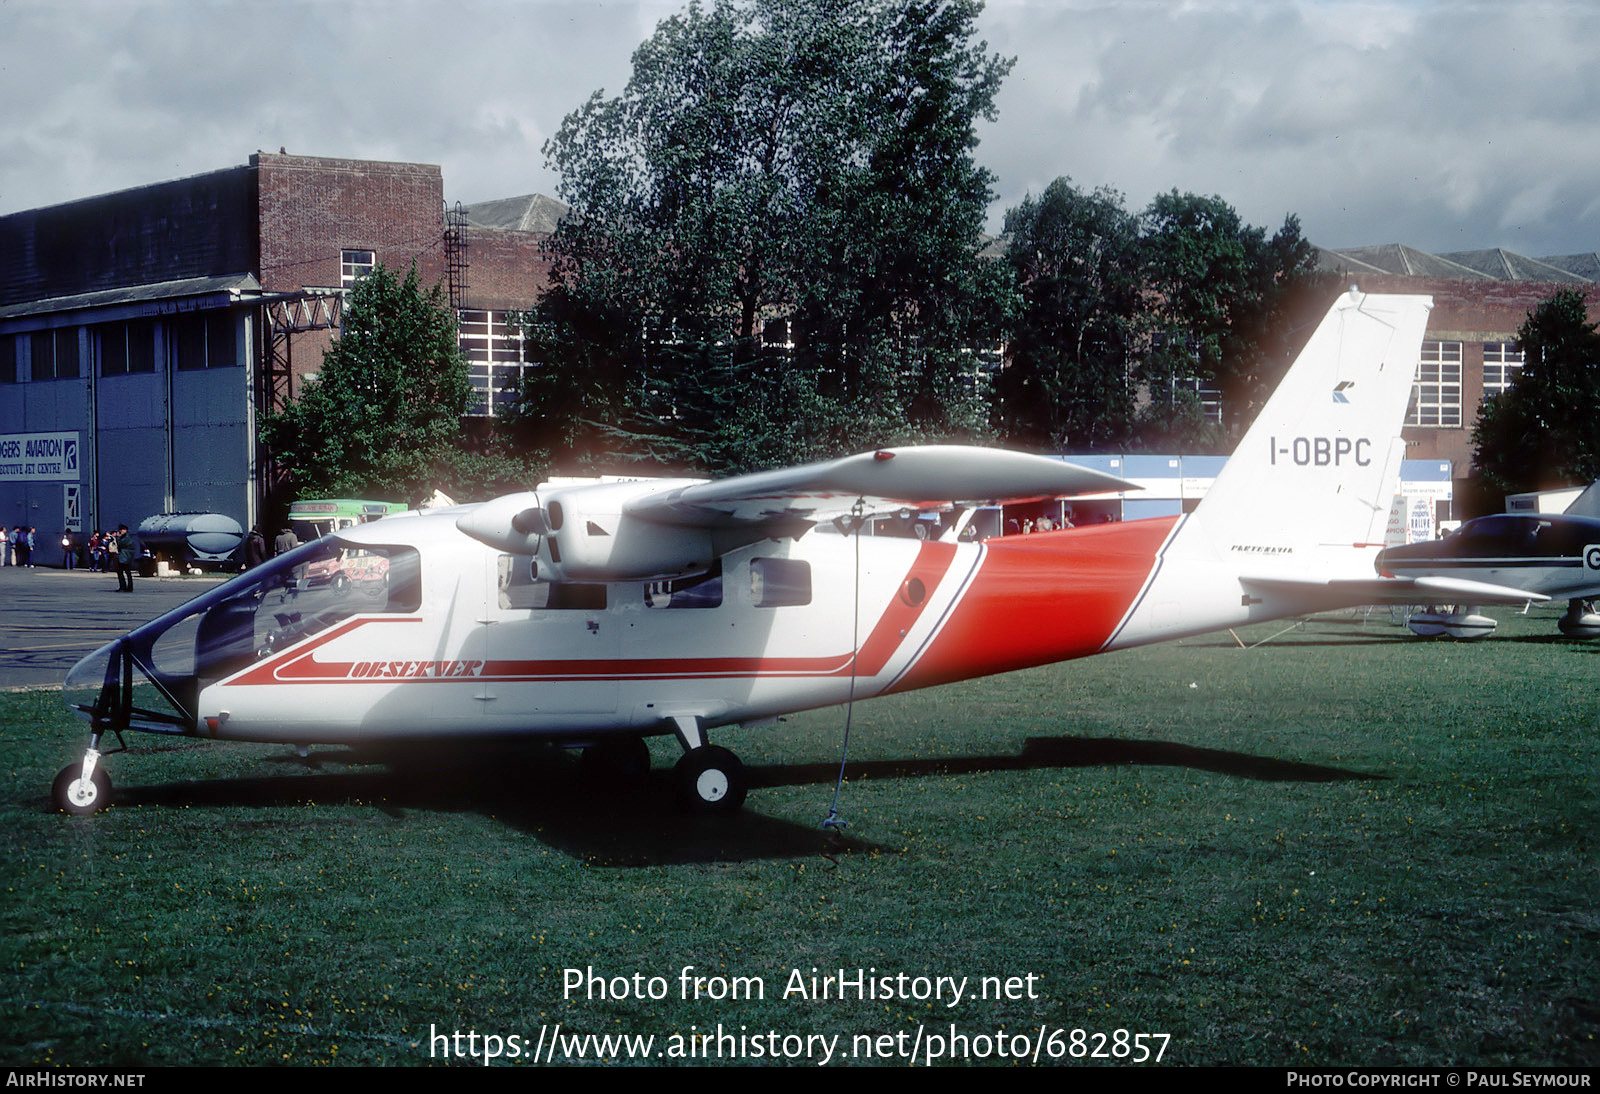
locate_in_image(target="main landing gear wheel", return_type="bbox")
[53,763,112,816]
[674,746,747,813]
[580,736,652,784]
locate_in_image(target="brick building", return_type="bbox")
[1316,245,1600,517]
[4,151,1596,544]
[0,154,554,541]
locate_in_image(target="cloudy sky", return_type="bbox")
[3,0,1597,257]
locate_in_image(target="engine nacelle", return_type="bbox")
[540,480,715,581]
[457,479,716,582]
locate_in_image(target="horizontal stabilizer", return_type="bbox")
[1242,574,1549,605]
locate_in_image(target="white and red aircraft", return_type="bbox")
[59,289,1480,815]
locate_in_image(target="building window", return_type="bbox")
[170,313,239,370]
[29,329,80,381]
[760,318,793,350]
[341,249,375,288]
[1169,376,1223,424]
[0,334,15,383]
[206,312,238,368]
[459,309,528,417]
[1482,341,1523,399]
[97,320,158,377]
[172,316,208,370]
[1407,340,1462,427]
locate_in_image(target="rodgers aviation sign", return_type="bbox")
[0,432,80,482]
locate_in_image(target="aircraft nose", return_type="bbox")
[63,640,118,724]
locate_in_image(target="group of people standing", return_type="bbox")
[1,526,37,566]
[88,526,137,590]
[79,529,127,575]
[0,524,136,589]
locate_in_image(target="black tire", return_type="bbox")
[674,746,747,813]
[53,763,111,816]
[580,737,652,784]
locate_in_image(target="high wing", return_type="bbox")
[456,446,1136,581]
[626,445,1134,528]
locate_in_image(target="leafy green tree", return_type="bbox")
[1472,288,1600,498]
[994,177,1142,451]
[1136,191,1330,449]
[261,264,476,504]
[991,183,1328,455]
[525,0,1013,472]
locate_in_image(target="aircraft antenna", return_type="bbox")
[821,498,867,834]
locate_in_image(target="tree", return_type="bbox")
[993,177,1142,451]
[1472,288,1600,498]
[991,183,1330,454]
[1136,191,1330,450]
[261,264,475,504]
[524,0,1013,473]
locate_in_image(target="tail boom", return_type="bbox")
[889,290,1434,689]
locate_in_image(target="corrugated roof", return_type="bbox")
[1537,252,1600,281]
[1439,249,1589,282]
[1316,244,1597,283]
[460,194,568,233]
[0,273,262,321]
[1313,246,1388,277]
[1324,244,1491,279]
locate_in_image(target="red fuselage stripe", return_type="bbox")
[885,517,1178,693]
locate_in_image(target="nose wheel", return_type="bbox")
[53,753,112,815]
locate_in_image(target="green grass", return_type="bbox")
[3,604,1596,1066]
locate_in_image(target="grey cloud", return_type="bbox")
[2,0,1595,257]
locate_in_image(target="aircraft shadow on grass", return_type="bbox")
[92,735,1376,866]
[1485,634,1600,651]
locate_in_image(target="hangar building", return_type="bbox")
[1315,245,1600,517]
[0,153,554,541]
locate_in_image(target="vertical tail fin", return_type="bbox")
[1563,480,1600,519]
[1168,289,1433,578]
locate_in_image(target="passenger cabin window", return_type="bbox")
[496,555,606,610]
[750,558,811,607]
[645,563,722,609]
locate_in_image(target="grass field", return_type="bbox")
[3,604,1596,1067]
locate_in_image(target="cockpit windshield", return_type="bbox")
[64,538,421,734]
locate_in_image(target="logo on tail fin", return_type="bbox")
[1331,381,1355,404]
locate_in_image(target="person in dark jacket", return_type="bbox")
[114,525,135,592]
[245,527,268,569]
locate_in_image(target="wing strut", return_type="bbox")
[821,500,869,834]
